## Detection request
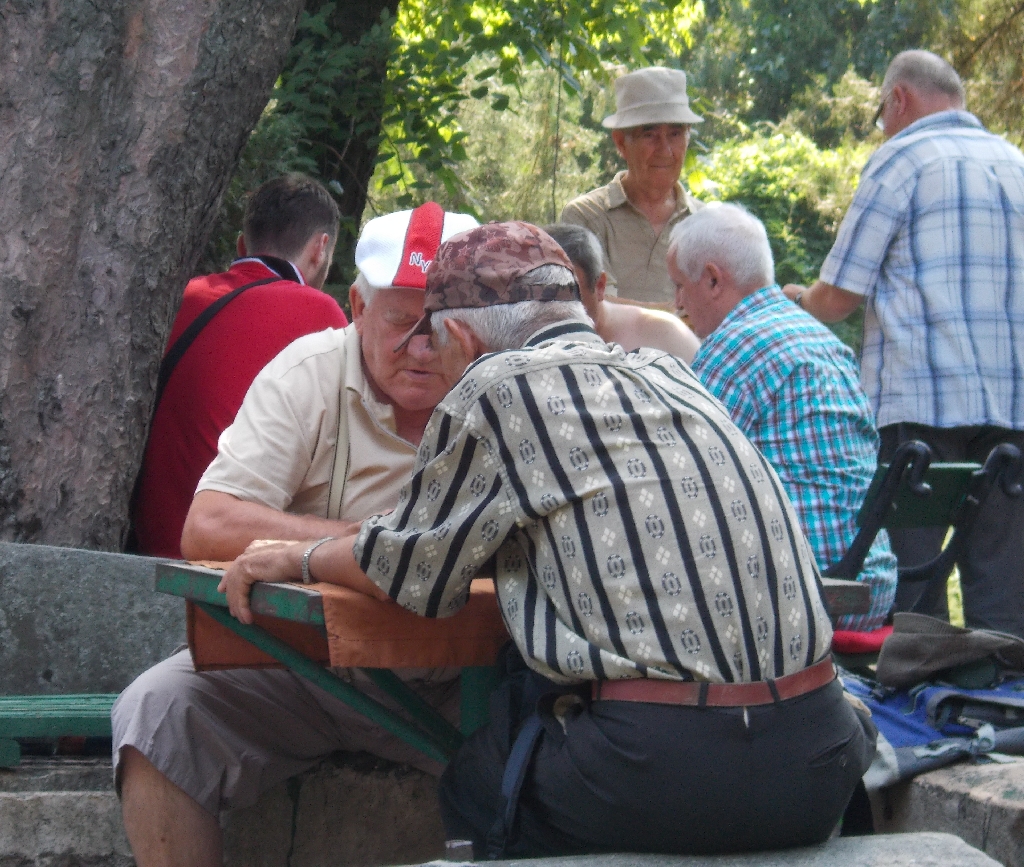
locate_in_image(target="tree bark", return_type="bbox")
[0,0,304,549]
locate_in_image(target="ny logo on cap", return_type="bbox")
[409,251,432,274]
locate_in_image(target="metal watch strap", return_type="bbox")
[301,536,336,585]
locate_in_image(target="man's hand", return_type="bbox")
[217,539,305,624]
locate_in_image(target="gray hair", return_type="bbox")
[542,224,604,291]
[883,50,966,107]
[352,271,378,306]
[669,203,774,290]
[432,299,591,353]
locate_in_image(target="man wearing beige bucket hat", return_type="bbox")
[561,67,704,309]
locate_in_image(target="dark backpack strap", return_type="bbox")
[485,713,544,860]
[152,276,278,411]
[124,274,278,551]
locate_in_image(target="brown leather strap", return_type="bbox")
[591,656,836,707]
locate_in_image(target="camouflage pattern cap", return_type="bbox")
[394,221,579,351]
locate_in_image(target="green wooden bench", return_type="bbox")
[0,693,117,768]
[156,562,502,765]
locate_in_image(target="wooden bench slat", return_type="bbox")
[0,694,117,738]
[156,562,326,625]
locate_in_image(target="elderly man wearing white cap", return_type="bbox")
[561,66,704,309]
[112,202,478,867]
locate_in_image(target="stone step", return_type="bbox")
[0,753,447,867]
[0,755,1008,867]
[875,758,1024,867]
[406,832,1000,866]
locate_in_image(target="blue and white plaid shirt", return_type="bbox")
[693,285,897,630]
[820,111,1024,430]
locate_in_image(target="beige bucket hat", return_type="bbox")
[602,67,703,129]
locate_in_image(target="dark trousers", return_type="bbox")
[879,423,1024,639]
[439,662,876,859]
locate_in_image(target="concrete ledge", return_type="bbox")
[406,832,999,866]
[1,753,446,867]
[0,541,185,694]
[1,757,1005,867]
[875,759,1024,867]
[224,751,446,867]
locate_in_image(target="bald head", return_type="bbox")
[883,50,966,108]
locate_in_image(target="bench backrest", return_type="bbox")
[859,462,979,529]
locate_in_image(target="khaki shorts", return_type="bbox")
[112,650,460,815]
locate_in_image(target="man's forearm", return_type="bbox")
[180,490,360,561]
[219,533,389,624]
[782,280,863,323]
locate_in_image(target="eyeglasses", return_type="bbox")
[872,92,891,132]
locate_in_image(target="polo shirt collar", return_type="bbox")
[707,284,781,340]
[524,320,601,348]
[608,170,688,214]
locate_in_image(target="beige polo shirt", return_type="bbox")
[561,171,703,307]
[198,323,417,522]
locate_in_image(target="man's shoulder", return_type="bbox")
[867,112,1024,181]
[561,172,630,223]
[700,291,849,374]
[258,323,356,380]
[605,305,698,358]
[561,184,613,222]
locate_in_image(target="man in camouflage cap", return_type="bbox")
[223,221,875,858]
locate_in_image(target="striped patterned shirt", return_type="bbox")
[820,111,1024,430]
[354,322,832,685]
[692,285,897,631]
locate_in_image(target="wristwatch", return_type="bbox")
[301,536,336,585]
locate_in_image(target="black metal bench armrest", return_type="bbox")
[824,441,932,582]
[899,442,1022,583]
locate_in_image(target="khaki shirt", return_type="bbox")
[561,171,703,307]
[198,323,417,522]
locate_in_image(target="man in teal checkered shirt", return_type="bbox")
[669,203,896,630]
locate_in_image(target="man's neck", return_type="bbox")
[393,407,434,445]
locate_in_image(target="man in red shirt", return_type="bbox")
[131,174,348,557]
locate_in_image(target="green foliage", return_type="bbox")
[685,0,952,123]
[365,62,614,223]
[371,0,692,213]
[196,109,316,275]
[950,0,1024,146]
[692,101,874,350]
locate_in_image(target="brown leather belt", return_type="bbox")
[591,656,836,707]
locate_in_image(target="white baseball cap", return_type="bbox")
[355,202,479,290]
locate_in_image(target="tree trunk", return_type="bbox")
[0,0,304,549]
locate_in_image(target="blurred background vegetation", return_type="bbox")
[199,0,1024,353]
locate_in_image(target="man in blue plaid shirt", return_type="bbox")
[669,203,897,631]
[784,50,1024,638]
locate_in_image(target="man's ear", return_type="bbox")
[444,317,486,362]
[594,272,608,303]
[236,234,247,257]
[611,129,628,161]
[309,232,331,268]
[705,262,725,295]
[349,284,366,329]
